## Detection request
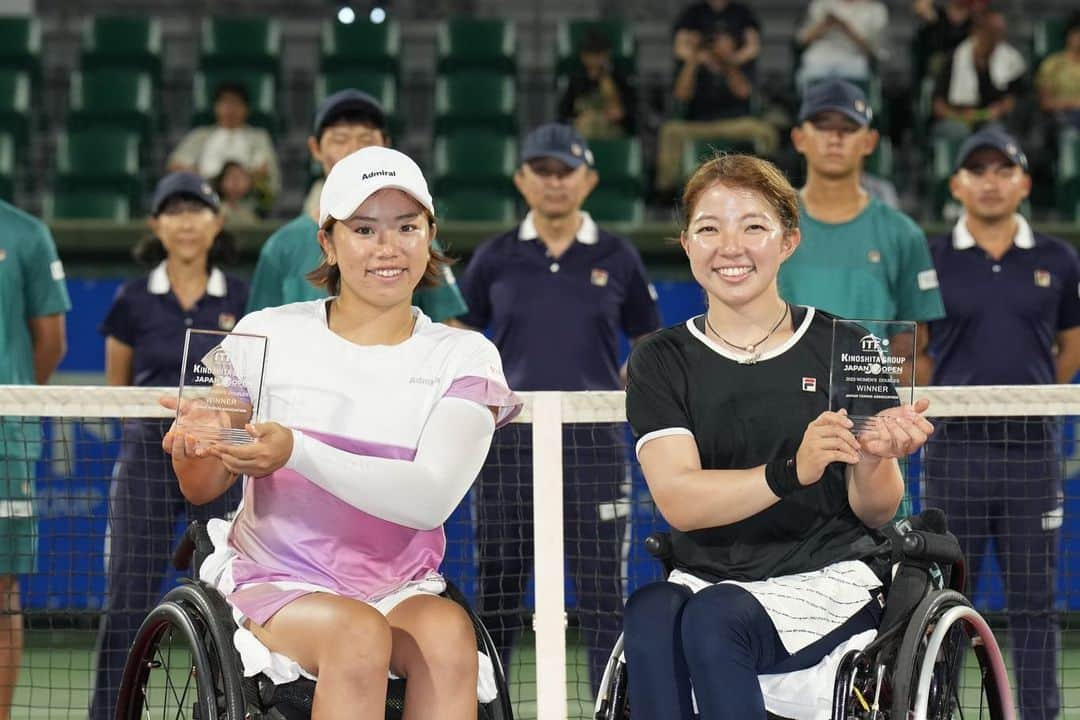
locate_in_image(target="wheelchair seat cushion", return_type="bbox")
[198,518,500,703]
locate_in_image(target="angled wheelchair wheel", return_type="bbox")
[593,634,628,720]
[891,590,1013,720]
[115,600,226,720]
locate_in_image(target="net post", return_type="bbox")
[531,391,568,720]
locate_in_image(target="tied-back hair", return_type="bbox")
[133,230,238,269]
[306,211,454,296]
[679,153,800,235]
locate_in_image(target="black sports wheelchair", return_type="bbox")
[114,521,515,720]
[594,509,1015,720]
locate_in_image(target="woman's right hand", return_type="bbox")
[795,410,862,486]
[159,395,235,462]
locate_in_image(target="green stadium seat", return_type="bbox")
[583,189,643,225]
[1033,17,1067,70]
[199,17,280,75]
[866,136,894,180]
[555,19,636,79]
[43,190,131,221]
[436,19,516,75]
[81,16,163,81]
[192,70,277,134]
[929,136,963,219]
[55,129,142,208]
[436,190,517,223]
[321,19,399,74]
[0,70,31,150]
[0,17,41,91]
[913,76,937,146]
[1056,129,1080,219]
[0,132,12,201]
[432,133,517,196]
[315,70,401,137]
[680,136,757,186]
[434,73,517,136]
[67,69,155,142]
[588,137,643,195]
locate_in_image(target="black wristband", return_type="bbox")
[765,456,801,498]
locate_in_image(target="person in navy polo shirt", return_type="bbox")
[89,173,248,720]
[918,129,1080,720]
[459,123,661,694]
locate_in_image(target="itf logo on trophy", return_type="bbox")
[829,320,915,432]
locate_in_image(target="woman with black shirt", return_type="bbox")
[623,154,934,719]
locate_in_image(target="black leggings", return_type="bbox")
[623,581,882,720]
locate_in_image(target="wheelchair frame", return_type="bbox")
[594,512,1015,720]
[114,521,515,720]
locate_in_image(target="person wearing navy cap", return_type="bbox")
[459,122,661,694]
[88,172,249,720]
[247,89,468,324]
[918,128,1080,720]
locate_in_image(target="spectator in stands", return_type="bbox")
[557,29,635,139]
[912,0,982,79]
[1035,11,1080,132]
[89,173,247,720]
[0,199,69,720]
[167,83,281,216]
[246,90,467,323]
[931,10,1026,140]
[795,0,888,91]
[656,22,779,195]
[459,123,661,695]
[780,79,944,409]
[214,161,259,227]
[671,0,761,69]
[918,128,1080,720]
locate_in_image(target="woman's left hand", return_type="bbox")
[858,398,935,460]
[211,422,294,478]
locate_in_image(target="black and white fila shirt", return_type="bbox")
[626,306,882,584]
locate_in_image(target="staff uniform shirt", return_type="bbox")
[779,198,946,324]
[0,200,71,461]
[627,307,884,652]
[246,214,467,322]
[459,211,661,391]
[220,301,521,621]
[928,215,1080,445]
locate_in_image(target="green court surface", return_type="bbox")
[12,627,1080,718]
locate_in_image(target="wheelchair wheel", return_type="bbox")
[891,590,1013,720]
[593,634,628,720]
[115,600,226,720]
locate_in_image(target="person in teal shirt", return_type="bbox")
[0,198,70,717]
[247,90,468,321]
[781,80,944,521]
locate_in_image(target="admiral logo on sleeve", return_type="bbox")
[50,260,65,281]
[917,269,938,291]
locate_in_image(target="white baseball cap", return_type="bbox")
[318,146,435,227]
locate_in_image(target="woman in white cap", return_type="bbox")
[161,146,521,719]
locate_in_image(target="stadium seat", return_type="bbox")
[866,136,894,181]
[43,190,131,221]
[680,136,757,186]
[315,69,401,137]
[589,137,644,195]
[0,70,31,150]
[320,18,399,75]
[432,133,517,197]
[0,132,12,201]
[1033,16,1067,71]
[434,73,517,136]
[436,190,517,223]
[436,18,516,75]
[199,17,280,75]
[0,17,41,92]
[80,16,162,82]
[192,70,277,134]
[584,189,644,225]
[67,69,155,143]
[55,129,142,208]
[1056,129,1080,220]
[929,136,963,220]
[555,19,637,79]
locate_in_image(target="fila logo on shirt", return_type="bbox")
[1034,269,1051,288]
[590,268,609,287]
[802,377,817,392]
[218,313,236,331]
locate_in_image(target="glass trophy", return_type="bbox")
[829,319,916,433]
[176,329,268,446]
